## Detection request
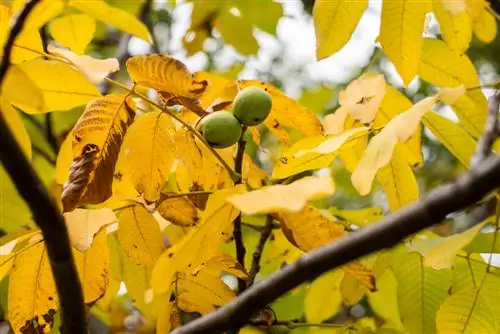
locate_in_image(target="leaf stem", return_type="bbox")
[103,77,241,183]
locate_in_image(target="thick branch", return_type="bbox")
[0,1,86,333]
[172,154,500,334]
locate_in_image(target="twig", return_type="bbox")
[0,1,86,333]
[274,320,344,329]
[32,145,56,166]
[472,90,500,166]
[233,127,248,294]
[247,215,274,287]
[171,155,500,334]
[45,113,60,153]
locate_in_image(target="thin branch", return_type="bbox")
[44,113,60,153]
[234,127,248,294]
[247,215,274,287]
[0,1,86,333]
[171,154,500,334]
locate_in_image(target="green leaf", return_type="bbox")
[215,12,258,56]
[304,269,344,323]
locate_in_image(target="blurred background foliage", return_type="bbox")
[1,0,500,333]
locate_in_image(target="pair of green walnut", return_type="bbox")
[198,87,272,149]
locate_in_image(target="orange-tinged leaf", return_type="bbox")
[238,80,323,139]
[127,55,208,99]
[473,8,497,43]
[73,229,109,304]
[313,0,368,59]
[377,143,419,212]
[118,203,166,268]
[152,186,244,294]
[64,208,117,251]
[228,175,335,215]
[156,195,199,227]
[195,71,238,110]
[339,72,386,123]
[8,242,58,334]
[15,58,101,113]
[341,261,377,294]
[422,111,477,166]
[49,14,95,54]
[48,45,119,84]
[433,0,472,53]
[304,269,344,323]
[380,0,429,85]
[62,95,135,212]
[69,0,152,43]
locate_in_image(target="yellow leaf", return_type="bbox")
[48,45,119,84]
[61,95,135,212]
[55,132,72,185]
[215,12,259,56]
[313,0,368,59]
[330,206,383,227]
[228,175,335,215]
[127,55,207,99]
[392,248,452,334]
[323,106,349,135]
[422,111,477,166]
[73,229,109,304]
[194,71,238,110]
[239,80,324,140]
[4,66,45,113]
[152,187,243,294]
[465,0,487,21]
[451,94,486,138]
[339,72,386,123]
[437,276,499,333]
[433,0,472,53]
[156,195,199,227]
[8,242,58,334]
[424,222,486,270]
[116,111,176,203]
[367,271,404,330]
[0,5,43,63]
[473,8,497,43]
[118,204,166,267]
[11,0,64,29]
[377,143,419,212]
[48,14,96,55]
[380,0,429,85]
[272,127,368,179]
[304,270,344,323]
[15,58,101,113]
[438,85,466,105]
[69,0,152,43]
[0,98,31,157]
[64,208,117,251]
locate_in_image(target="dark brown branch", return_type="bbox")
[233,127,247,294]
[0,1,86,333]
[172,155,500,334]
[247,215,274,287]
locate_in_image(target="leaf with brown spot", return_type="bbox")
[61,94,135,212]
[156,195,199,227]
[118,203,166,267]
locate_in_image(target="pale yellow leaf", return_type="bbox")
[438,85,466,105]
[64,208,117,251]
[49,14,95,54]
[272,127,367,179]
[14,58,101,113]
[62,95,135,212]
[118,204,166,267]
[422,111,477,166]
[313,0,368,59]
[424,222,486,270]
[127,55,207,99]
[228,175,335,215]
[390,96,437,142]
[152,187,244,294]
[69,0,152,43]
[8,242,58,334]
[48,45,119,84]
[434,0,472,53]
[377,143,419,212]
[380,0,429,85]
[11,0,63,29]
[73,229,109,304]
[305,270,344,323]
[392,248,452,334]
[323,106,348,135]
[473,8,497,43]
[339,72,386,123]
[116,111,176,202]
[156,195,199,227]
[0,98,31,157]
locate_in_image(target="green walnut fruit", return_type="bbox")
[198,111,242,149]
[233,86,272,126]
